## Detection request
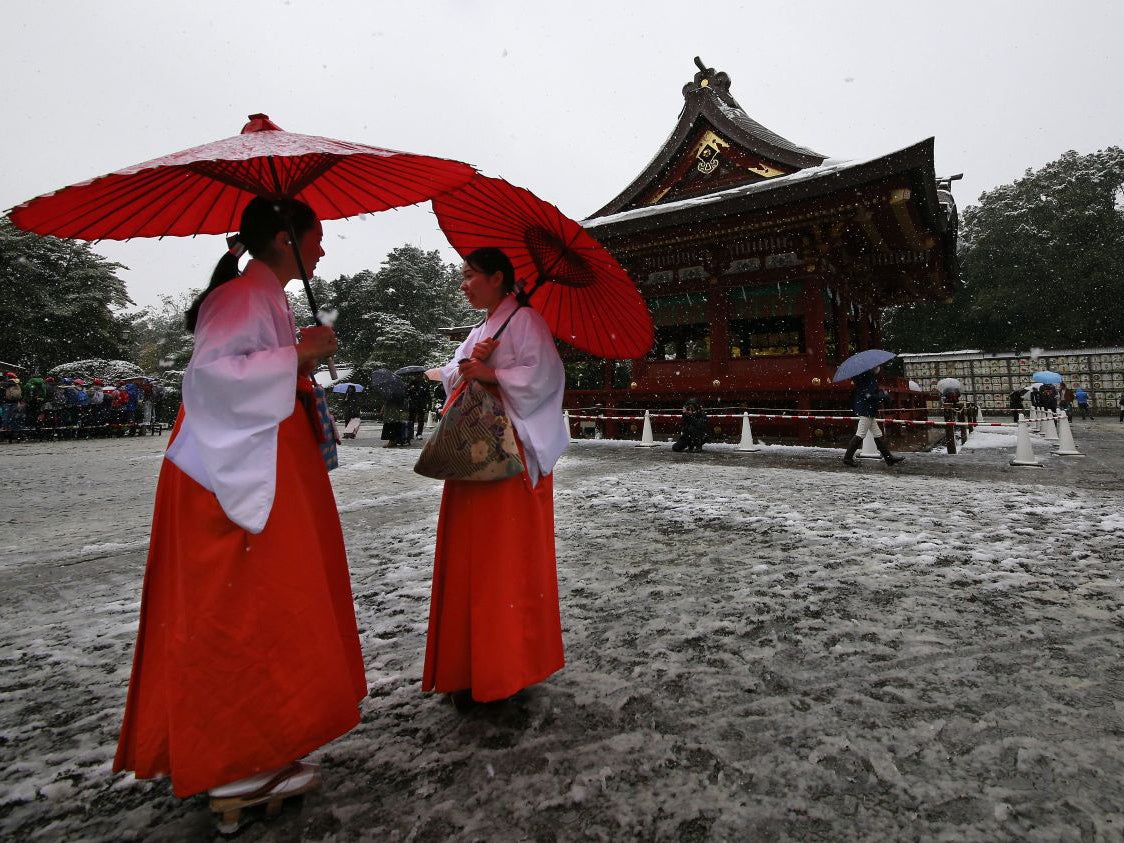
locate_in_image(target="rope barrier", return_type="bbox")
[566,411,1026,429]
[569,404,931,416]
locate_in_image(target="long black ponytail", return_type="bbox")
[184,196,317,333]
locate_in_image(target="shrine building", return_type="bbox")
[572,58,959,438]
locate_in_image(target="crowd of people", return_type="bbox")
[1007,382,1121,423]
[373,375,434,447]
[0,372,175,440]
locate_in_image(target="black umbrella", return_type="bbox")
[394,365,428,377]
[369,369,406,402]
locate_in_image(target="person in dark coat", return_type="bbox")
[342,385,361,425]
[843,366,904,467]
[1,373,22,438]
[42,376,59,429]
[671,398,709,452]
[380,396,408,447]
[1008,388,1025,424]
[405,376,431,443]
[1038,383,1058,413]
[23,375,45,432]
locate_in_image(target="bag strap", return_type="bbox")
[464,300,525,341]
[485,303,523,343]
[444,380,469,411]
[445,303,526,411]
[489,302,526,341]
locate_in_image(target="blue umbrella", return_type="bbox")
[832,349,896,383]
[1031,370,1063,385]
[331,382,364,393]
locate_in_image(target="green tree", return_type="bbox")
[0,218,134,373]
[323,245,477,378]
[885,147,1124,352]
[126,291,196,373]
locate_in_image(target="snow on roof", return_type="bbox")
[583,153,868,230]
[713,99,824,160]
[314,365,354,387]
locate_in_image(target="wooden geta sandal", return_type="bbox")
[209,761,320,833]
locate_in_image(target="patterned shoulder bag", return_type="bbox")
[414,306,525,482]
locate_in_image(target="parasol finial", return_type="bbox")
[242,113,284,134]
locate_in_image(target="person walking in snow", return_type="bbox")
[843,366,904,467]
[1074,386,1091,420]
[341,384,361,425]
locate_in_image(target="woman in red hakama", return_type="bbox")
[114,198,365,817]
[422,248,570,706]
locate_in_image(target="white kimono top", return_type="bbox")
[166,260,299,534]
[440,295,568,487]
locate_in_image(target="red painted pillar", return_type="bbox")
[836,295,851,357]
[709,279,729,378]
[803,278,826,363]
[858,305,873,349]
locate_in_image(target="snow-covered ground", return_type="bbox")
[1,422,1123,841]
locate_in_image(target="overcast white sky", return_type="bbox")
[3,0,1123,311]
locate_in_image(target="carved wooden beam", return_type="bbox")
[888,188,936,250]
[854,206,889,255]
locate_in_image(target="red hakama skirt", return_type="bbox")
[422,463,564,702]
[114,404,366,797]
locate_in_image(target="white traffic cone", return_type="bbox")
[636,409,658,447]
[858,429,882,459]
[1010,414,1043,467]
[976,405,985,425]
[736,412,761,452]
[1032,406,1043,434]
[1054,412,1084,456]
[563,410,571,442]
[1042,411,1059,442]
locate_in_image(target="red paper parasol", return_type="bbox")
[9,114,474,239]
[8,114,476,319]
[431,175,653,360]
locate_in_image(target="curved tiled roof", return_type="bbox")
[712,98,824,162]
[590,60,827,218]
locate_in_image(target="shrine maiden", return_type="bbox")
[423,247,569,708]
[114,198,366,814]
